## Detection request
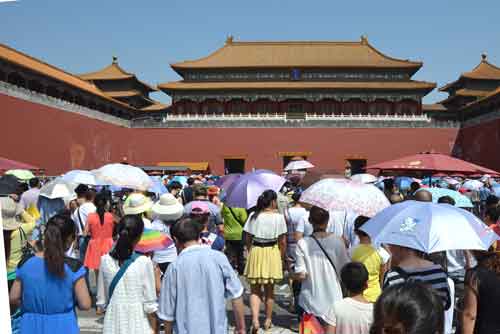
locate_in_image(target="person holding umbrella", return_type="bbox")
[243,190,287,333]
[383,244,451,310]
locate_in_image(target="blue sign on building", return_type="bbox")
[291,69,301,80]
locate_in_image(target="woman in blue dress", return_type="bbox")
[9,213,91,334]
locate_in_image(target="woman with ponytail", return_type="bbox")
[243,189,287,333]
[83,192,115,313]
[9,214,91,334]
[97,215,158,334]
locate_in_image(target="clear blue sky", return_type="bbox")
[1,0,499,104]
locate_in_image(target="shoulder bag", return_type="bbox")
[108,253,141,301]
[310,234,347,297]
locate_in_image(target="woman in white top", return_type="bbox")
[294,206,350,323]
[97,215,158,334]
[244,190,287,333]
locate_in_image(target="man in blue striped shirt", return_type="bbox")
[158,218,246,334]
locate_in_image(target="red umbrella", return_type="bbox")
[0,157,39,171]
[367,152,499,175]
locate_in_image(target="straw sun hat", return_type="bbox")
[152,193,184,221]
[1,197,23,230]
[123,193,153,215]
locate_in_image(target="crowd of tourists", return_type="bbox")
[3,168,500,334]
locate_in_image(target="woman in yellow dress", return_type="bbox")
[244,190,287,333]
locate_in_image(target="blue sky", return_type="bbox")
[1,0,499,104]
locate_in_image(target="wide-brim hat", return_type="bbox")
[123,193,153,215]
[1,197,23,230]
[152,193,184,221]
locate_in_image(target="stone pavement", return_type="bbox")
[78,276,298,334]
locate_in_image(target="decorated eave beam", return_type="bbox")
[170,92,424,103]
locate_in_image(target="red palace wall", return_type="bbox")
[1,93,462,175]
[453,119,500,170]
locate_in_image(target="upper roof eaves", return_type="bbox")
[170,36,423,71]
[440,54,500,91]
[79,58,157,92]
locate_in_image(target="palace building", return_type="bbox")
[159,36,435,120]
[0,38,498,174]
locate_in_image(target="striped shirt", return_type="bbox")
[383,264,451,310]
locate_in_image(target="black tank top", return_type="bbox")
[473,266,500,334]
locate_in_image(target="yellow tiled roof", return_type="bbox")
[0,44,132,109]
[171,37,422,70]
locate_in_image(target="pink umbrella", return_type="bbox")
[0,156,39,171]
[300,178,390,217]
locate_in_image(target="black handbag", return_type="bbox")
[17,227,36,268]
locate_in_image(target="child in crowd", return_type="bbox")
[190,201,225,251]
[370,281,444,334]
[324,262,373,334]
[351,216,391,302]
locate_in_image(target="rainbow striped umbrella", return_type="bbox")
[135,228,174,253]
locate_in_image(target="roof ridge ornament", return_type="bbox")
[226,35,234,45]
[481,52,487,61]
[112,56,118,64]
[360,35,368,45]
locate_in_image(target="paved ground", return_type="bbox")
[78,274,298,334]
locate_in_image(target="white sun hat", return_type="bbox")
[123,193,153,215]
[152,193,184,221]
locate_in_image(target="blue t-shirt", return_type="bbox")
[16,256,86,334]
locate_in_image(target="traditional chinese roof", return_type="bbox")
[171,36,422,74]
[159,80,436,93]
[140,102,169,112]
[440,54,500,92]
[461,86,500,110]
[0,44,133,110]
[79,57,157,92]
[106,90,143,98]
[422,103,448,112]
[440,88,491,106]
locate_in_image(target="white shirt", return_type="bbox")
[72,202,96,235]
[142,217,153,230]
[151,219,177,264]
[324,298,373,333]
[444,278,455,334]
[296,210,357,239]
[295,235,350,320]
[243,212,287,241]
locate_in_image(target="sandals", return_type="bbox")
[263,319,273,332]
[249,324,260,334]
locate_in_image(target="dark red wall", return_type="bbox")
[1,93,463,175]
[453,119,500,170]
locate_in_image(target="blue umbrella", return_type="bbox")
[149,176,168,195]
[169,176,188,187]
[421,177,442,185]
[360,200,497,253]
[492,184,500,197]
[418,188,473,208]
[394,176,414,190]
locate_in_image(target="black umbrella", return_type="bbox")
[0,174,21,196]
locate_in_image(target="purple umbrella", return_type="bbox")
[224,170,287,209]
[214,173,242,191]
